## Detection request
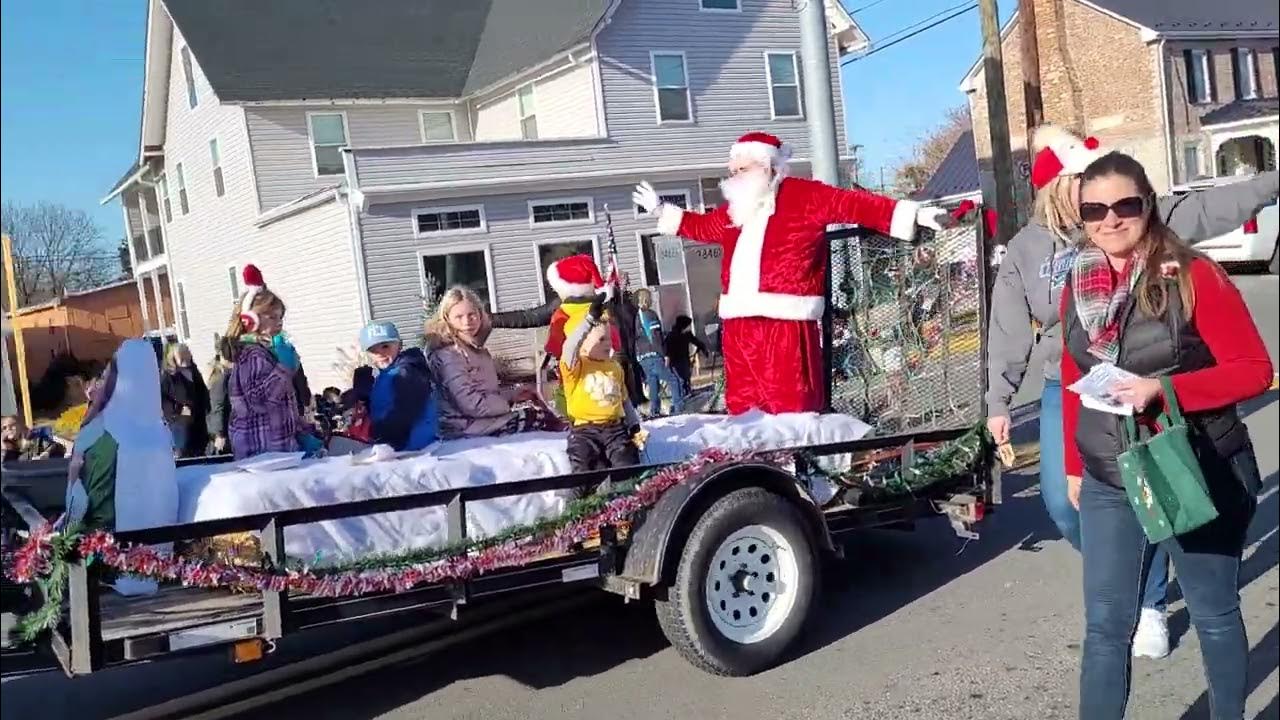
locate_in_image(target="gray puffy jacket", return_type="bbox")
[985,171,1278,417]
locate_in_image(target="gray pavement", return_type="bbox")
[2,276,1276,720]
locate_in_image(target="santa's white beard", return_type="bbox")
[722,171,778,227]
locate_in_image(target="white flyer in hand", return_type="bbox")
[1067,362,1139,416]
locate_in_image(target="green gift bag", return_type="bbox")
[1116,377,1219,543]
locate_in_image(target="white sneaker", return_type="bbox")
[1132,608,1171,659]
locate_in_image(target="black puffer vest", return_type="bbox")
[1063,279,1249,487]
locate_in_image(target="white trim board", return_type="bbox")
[649,50,694,125]
[416,242,499,313]
[527,196,595,229]
[763,50,804,121]
[412,203,489,237]
[306,110,351,178]
[530,235,602,304]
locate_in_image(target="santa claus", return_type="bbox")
[632,131,952,415]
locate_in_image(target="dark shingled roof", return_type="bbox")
[911,130,980,202]
[1088,0,1278,32]
[1200,97,1280,127]
[162,0,612,102]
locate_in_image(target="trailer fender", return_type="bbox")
[621,461,835,588]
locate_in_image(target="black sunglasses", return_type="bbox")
[1079,195,1149,223]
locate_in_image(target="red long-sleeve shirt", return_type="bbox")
[1061,258,1273,477]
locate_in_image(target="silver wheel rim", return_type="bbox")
[703,524,800,645]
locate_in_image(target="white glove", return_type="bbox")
[632,181,660,215]
[916,206,955,232]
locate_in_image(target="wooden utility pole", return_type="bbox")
[978,0,1019,244]
[2,234,34,427]
[1018,0,1045,151]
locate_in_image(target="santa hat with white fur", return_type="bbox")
[730,131,792,173]
[1030,124,1105,189]
[546,254,611,300]
[238,264,267,331]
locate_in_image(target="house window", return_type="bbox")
[180,46,198,109]
[1184,49,1214,104]
[227,265,240,300]
[699,176,725,209]
[421,111,456,143]
[636,190,691,217]
[651,52,692,123]
[700,0,740,9]
[174,163,190,215]
[765,52,802,118]
[308,112,348,176]
[535,238,598,302]
[209,138,225,197]
[413,205,486,236]
[175,280,191,339]
[1183,142,1202,181]
[1232,48,1260,100]
[421,248,493,311]
[157,173,172,223]
[529,198,594,226]
[517,85,538,140]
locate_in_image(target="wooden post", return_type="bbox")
[2,234,33,427]
[1018,0,1045,150]
[978,0,1020,244]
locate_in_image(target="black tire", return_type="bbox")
[653,487,818,676]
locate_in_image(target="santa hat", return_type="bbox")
[1030,124,1104,189]
[546,254,608,300]
[239,264,266,331]
[730,131,792,171]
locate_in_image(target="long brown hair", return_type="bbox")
[1078,152,1207,320]
[223,288,286,360]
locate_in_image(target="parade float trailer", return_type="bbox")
[1,222,1000,690]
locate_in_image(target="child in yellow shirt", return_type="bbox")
[560,295,644,474]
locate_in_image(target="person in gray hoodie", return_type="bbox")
[985,124,1279,660]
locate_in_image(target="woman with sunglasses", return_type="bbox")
[1061,151,1270,720]
[986,125,1277,658]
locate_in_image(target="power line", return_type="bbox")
[848,0,890,13]
[842,4,977,65]
[864,1,976,47]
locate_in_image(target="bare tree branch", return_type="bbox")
[1,200,115,307]
[892,106,972,197]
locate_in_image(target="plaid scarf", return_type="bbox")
[1072,245,1144,363]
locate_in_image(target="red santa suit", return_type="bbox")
[648,132,934,415]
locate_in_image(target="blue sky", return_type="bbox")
[0,1,1012,238]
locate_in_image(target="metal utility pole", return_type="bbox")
[978,0,1019,243]
[1018,0,1045,150]
[798,0,840,185]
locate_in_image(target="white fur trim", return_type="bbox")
[546,263,594,299]
[656,203,684,236]
[240,286,263,315]
[731,141,782,168]
[889,199,921,241]
[1032,125,1076,154]
[726,203,772,298]
[719,291,824,321]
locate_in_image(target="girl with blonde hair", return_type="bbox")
[984,124,1277,658]
[426,285,562,439]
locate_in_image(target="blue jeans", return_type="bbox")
[1040,380,1169,611]
[639,355,684,416]
[1078,468,1255,720]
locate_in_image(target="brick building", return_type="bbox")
[959,0,1278,222]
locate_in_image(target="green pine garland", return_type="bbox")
[807,424,991,504]
[15,524,82,643]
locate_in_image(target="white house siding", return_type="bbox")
[350,0,847,189]
[246,103,474,211]
[471,94,523,141]
[358,181,698,362]
[471,60,600,141]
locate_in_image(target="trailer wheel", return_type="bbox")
[654,487,817,676]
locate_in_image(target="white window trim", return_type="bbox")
[634,189,692,218]
[531,235,603,303]
[417,243,498,313]
[306,110,350,178]
[411,203,488,238]
[209,137,224,197]
[227,263,240,300]
[1190,49,1212,104]
[635,231,655,287]
[157,172,172,224]
[174,162,189,215]
[180,46,198,109]
[763,51,803,120]
[527,196,596,229]
[1236,48,1259,100]
[698,0,741,12]
[650,51,694,125]
[419,110,458,144]
[517,84,538,140]
[174,279,191,340]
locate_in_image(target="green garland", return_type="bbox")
[807,424,991,505]
[14,524,82,643]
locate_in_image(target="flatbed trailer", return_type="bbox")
[1,221,1002,683]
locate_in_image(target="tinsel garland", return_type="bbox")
[6,428,989,642]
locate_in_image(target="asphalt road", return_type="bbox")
[2,275,1276,720]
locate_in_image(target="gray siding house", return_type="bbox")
[104,0,869,387]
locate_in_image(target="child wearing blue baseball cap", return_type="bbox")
[359,321,439,451]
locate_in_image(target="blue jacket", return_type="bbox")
[369,347,439,451]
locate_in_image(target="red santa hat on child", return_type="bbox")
[546,254,610,300]
[1030,124,1105,189]
[239,264,267,331]
[730,131,792,172]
